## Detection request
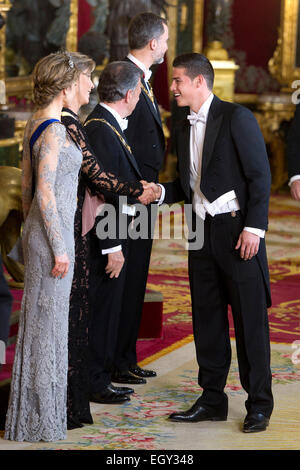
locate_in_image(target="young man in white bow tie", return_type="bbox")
[112,12,168,385]
[157,53,274,433]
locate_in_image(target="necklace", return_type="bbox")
[84,118,133,154]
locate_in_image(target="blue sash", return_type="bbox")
[29,119,60,196]
[29,119,60,162]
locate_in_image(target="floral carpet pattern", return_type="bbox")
[0,193,299,450]
[3,341,297,451]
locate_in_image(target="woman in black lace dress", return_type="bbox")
[61,53,152,429]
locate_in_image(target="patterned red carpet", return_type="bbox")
[1,193,300,384]
[137,193,300,366]
[0,193,299,451]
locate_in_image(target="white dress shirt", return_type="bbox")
[188,93,264,238]
[99,102,128,131]
[127,53,152,83]
[289,175,300,185]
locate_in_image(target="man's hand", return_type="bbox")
[138,181,161,205]
[105,250,125,278]
[290,180,300,201]
[235,230,260,260]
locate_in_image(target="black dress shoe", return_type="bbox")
[110,384,135,395]
[168,397,228,423]
[112,370,147,385]
[129,365,157,378]
[243,413,269,433]
[90,384,131,404]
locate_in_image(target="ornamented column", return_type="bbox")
[0,1,11,78]
[66,0,78,51]
[204,0,238,102]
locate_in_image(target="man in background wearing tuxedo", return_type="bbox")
[112,12,168,385]
[154,53,273,433]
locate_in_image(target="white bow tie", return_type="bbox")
[187,113,206,126]
[120,119,128,132]
[144,69,152,82]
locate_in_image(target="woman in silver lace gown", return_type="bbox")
[4,52,84,442]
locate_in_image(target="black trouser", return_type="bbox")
[114,205,157,372]
[88,236,129,393]
[188,212,273,417]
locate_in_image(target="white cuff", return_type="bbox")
[289,175,300,186]
[156,184,165,205]
[122,204,136,216]
[102,245,122,255]
[244,227,265,238]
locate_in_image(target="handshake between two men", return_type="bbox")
[105,180,162,279]
[138,180,162,205]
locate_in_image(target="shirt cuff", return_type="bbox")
[289,175,300,186]
[244,227,265,238]
[101,245,122,255]
[156,184,165,205]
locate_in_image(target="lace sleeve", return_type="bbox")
[21,130,33,221]
[35,123,67,257]
[62,114,143,198]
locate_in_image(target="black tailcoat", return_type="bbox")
[113,58,166,372]
[164,96,274,416]
[85,104,142,391]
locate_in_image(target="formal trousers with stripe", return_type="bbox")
[188,211,273,418]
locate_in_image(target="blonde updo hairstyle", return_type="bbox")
[32,51,96,108]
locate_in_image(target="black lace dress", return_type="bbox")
[61,108,143,429]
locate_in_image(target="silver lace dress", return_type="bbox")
[5,120,82,442]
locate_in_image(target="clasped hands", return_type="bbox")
[138,180,162,205]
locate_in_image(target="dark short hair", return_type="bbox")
[97,61,142,103]
[128,12,167,50]
[173,53,215,90]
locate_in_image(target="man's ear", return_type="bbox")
[124,88,133,104]
[149,38,157,51]
[194,74,205,88]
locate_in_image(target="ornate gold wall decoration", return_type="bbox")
[167,0,204,85]
[4,0,79,102]
[66,0,78,52]
[205,40,239,102]
[269,0,300,91]
[0,0,11,80]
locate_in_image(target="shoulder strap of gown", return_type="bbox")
[29,119,61,162]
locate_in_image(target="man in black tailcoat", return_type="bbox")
[153,53,273,433]
[85,61,155,404]
[112,12,168,384]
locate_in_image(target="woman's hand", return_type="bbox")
[52,253,70,279]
